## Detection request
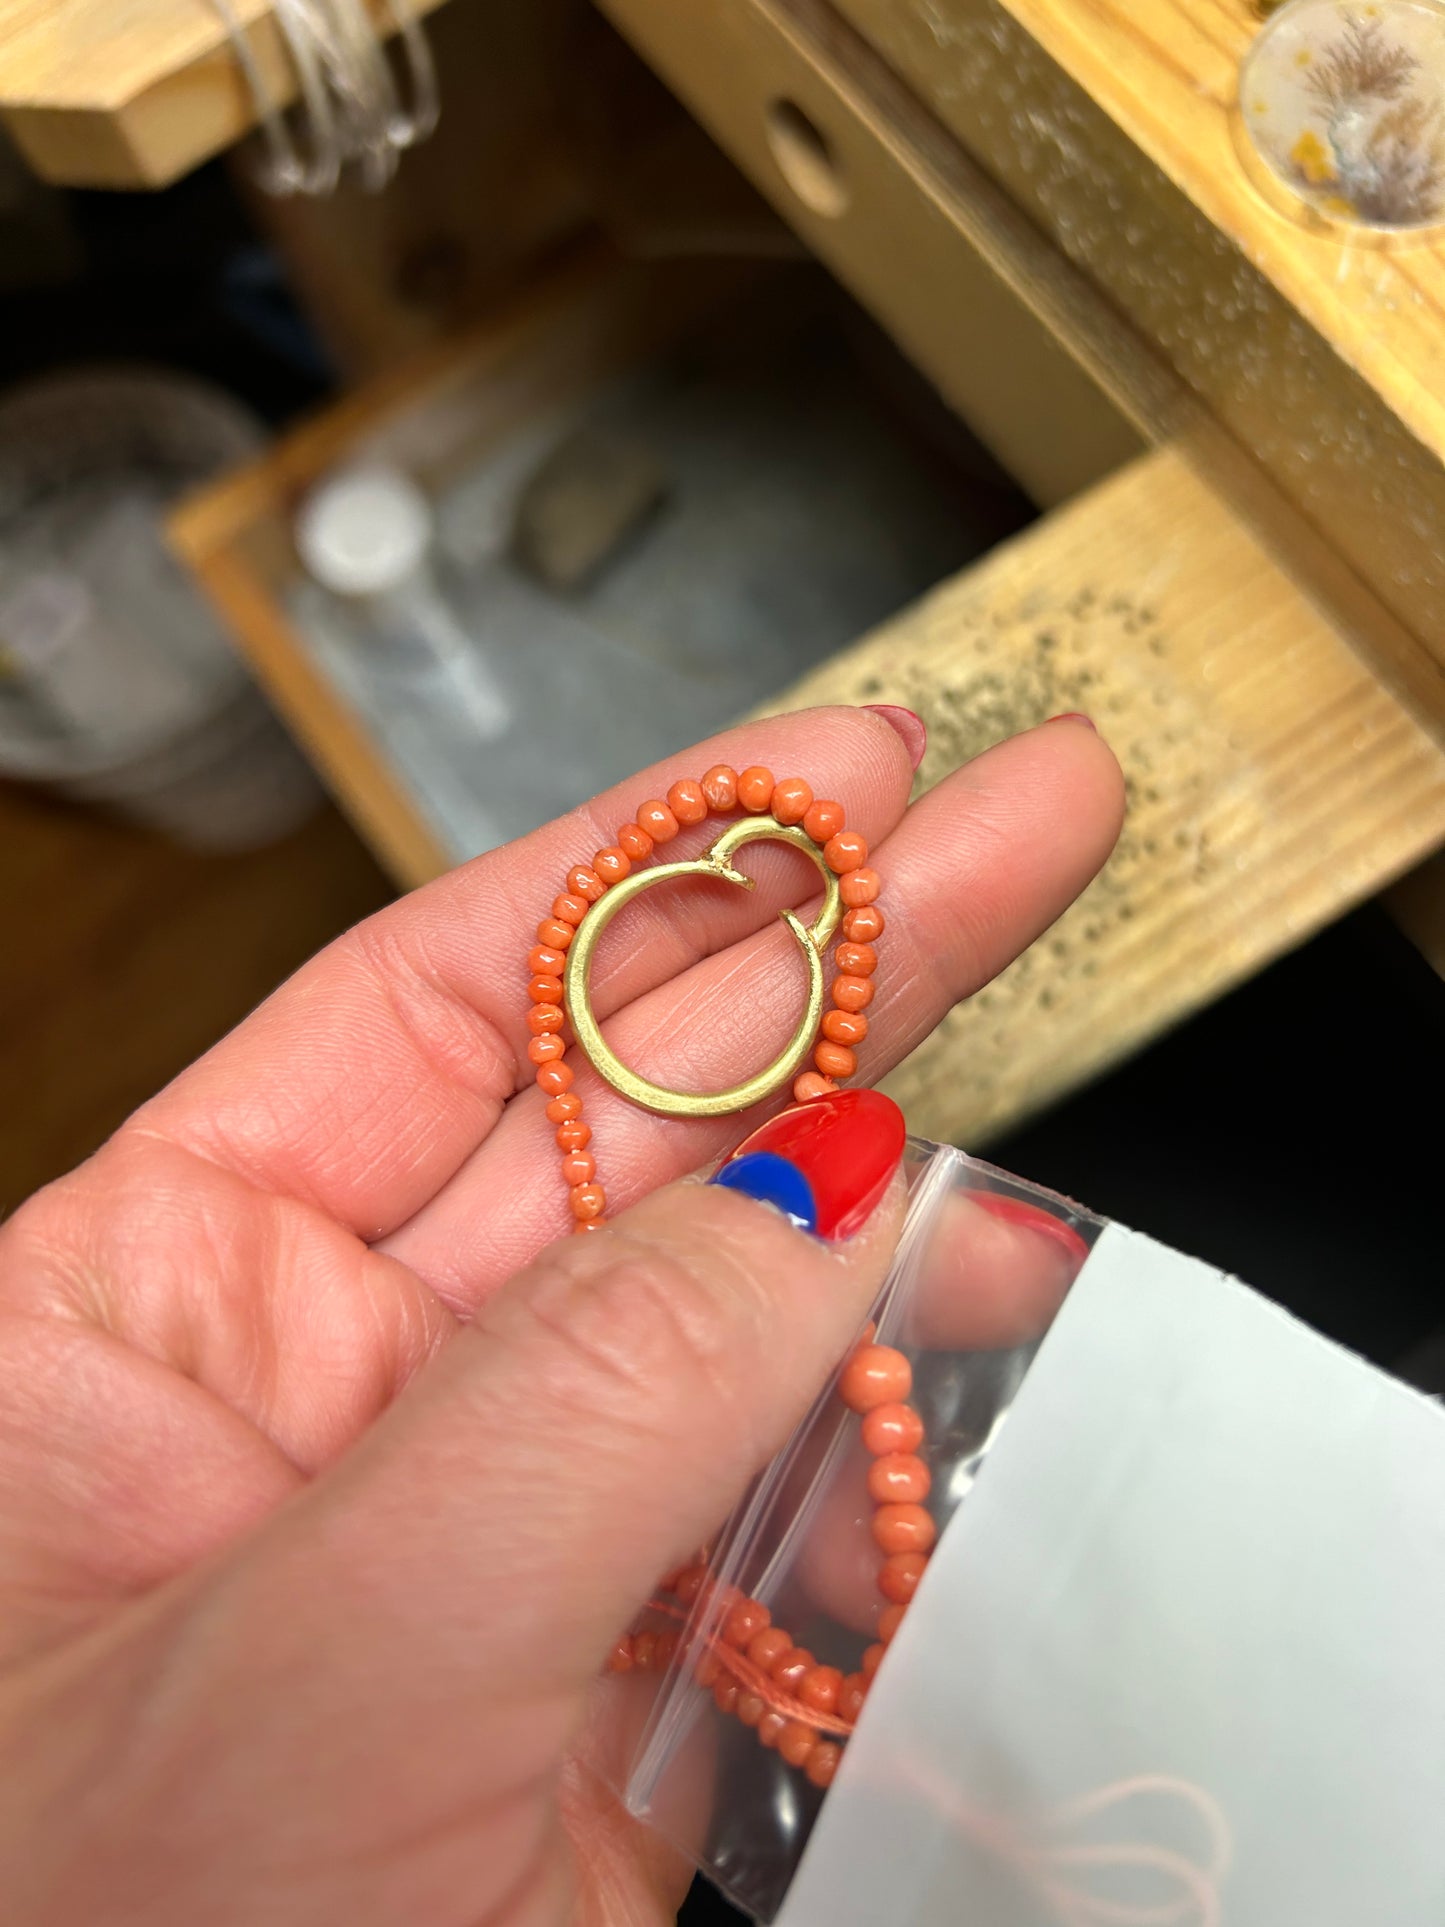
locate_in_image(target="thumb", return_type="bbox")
[202,1091,907,1746]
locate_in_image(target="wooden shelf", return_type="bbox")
[0,0,448,189]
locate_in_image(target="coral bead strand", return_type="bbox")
[532,766,885,1232]
[607,1333,928,1794]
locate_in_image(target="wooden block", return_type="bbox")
[0,0,454,189]
[511,427,668,592]
[756,447,1445,1145]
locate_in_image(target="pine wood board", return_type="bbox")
[0,0,449,187]
[758,445,1445,1145]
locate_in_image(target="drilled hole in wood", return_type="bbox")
[764,100,849,217]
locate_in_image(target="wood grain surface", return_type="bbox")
[759,447,1445,1144]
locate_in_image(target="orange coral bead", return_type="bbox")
[666,778,707,825]
[594,847,631,885]
[537,917,574,950]
[840,1344,913,1413]
[757,1711,787,1750]
[838,1672,868,1723]
[546,1094,583,1124]
[567,865,606,902]
[713,1676,741,1716]
[832,975,876,1014]
[771,776,813,825]
[633,1631,657,1670]
[872,1503,937,1556]
[608,1635,634,1673]
[877,1603,907,1644]
[799,1665,843,1715]
[770,1648,815,1693]
[529,945,567,977]
[554,893,590,926]
[571,1183,606,1221]
[878,1551,929,1604]
[806,1741,842,1789]
[835,941,877,978]
[535,1061,573,1095]
[528,1004,565,1035]
[814,1041,856,1078]
[747,1626,793,1672]
[655,1631,678,1669]
[824,830,868,874]
[695,1651,722,1688]
[556,1120,591,1152]
[636,799,679,843]
[861,1402,924,1456]
[843,904,885,942]
[736,1692,766,1729]
[803,798,845,843]
[737,765,775,812]
[529,1034,566,1065]
[822,1008,868,1047]
[724,1598,771,1648]
[867,1454,931,1504]
[701,764,739,811]
[561,1150,595,1186]
[528,974,563,1004]
[573,1219,606,1233]
[840,867,880,908]
[861,1642,886,1677]
[674,1566,709,1605]
[617,821,653,862]
[778,1721,818,1768]
[793,1071,837,1103]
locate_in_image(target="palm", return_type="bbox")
[0,709,1120,1926]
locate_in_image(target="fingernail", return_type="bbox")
[864,704,928,771]
[972,1192,1092,1267]
[712,1152,819,1232]
[711,1089,907,1241]
[1047,712,1096,731]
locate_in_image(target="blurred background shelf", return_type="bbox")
[0,0,451,188]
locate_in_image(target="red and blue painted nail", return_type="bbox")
[711,1088,906,1240]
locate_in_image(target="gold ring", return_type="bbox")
[563,815,844,1117]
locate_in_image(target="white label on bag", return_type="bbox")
[778,1223,1445,1927]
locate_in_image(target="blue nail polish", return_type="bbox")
[710,1151,818,1234]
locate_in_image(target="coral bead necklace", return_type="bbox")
[527,763,927,1784]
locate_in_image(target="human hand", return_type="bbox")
[0,707,1122,1926]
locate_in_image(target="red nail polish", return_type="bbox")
[863,704,928,771]
[972,1192,1091,1267]
[1048,712,1096,731]
[726,1089,906,1240]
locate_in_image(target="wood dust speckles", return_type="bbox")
[754,448,1445,1144]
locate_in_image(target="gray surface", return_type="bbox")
[290,319,993,860]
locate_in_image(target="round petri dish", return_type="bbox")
[1236,0,1445,240]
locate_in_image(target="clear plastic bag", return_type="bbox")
[614,1139,1100,1922]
